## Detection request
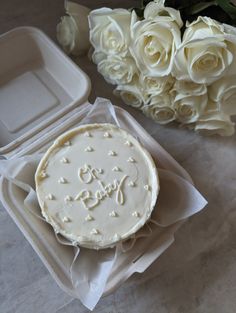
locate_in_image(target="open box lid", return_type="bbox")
[0,27,91,159]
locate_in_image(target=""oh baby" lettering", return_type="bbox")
[76,164,127,209]
[78,164,102,184]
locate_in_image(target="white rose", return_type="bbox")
[97,55,137,85]
[130,11,181,77]
[174,92,208,124]
[144,0,183,28]
[173,16,234,84]
[195,102,235,136]
[57,1,91,56]
[173,80,207,96]
[91,50,106,64]
[209,75,236,115]
[140,74,175,96]
[88,8,131,57]
[114,80,148,109]
[142,94,176,124]
[222,22,236,76]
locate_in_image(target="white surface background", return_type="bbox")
[1,1,236,312]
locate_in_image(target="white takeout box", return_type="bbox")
[0,27,193,298]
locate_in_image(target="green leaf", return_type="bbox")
[133,7,144,18]
[164,0,177,7]
[186,1,217,15]
[141,0,153,8]
[178,0,200,10]
[216,0,236,20]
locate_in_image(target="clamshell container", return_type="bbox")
[0,27,192,297]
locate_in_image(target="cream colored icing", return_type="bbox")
[58,177,67,184]
[91,228,99,235]
[85,146,93,152]
[85,214,93,221]
[40,171,48,178]
[128,181,135,187]
[46,193,54,200]
[104,132,111,138]
[125,140,132,147]
[35,123,159,249]
[112,166,120,172]
[109,210,118,217]
[127,157,135,163]
[84,131,92,137]
[64,140,71,146]
[60,157,69,163]
[108,150,116,156]
[62,216,70,223]
[64,195,73,202]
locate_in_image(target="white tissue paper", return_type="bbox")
[0,98,207,310]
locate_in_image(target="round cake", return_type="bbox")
[35,123,159,249]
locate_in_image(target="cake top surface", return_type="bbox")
[35,123,159,249]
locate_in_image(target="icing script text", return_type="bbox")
[76,164,127,210]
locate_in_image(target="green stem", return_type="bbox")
[187,1,217,15]
[216,0,236,19]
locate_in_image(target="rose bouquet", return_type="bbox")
[57,0,236,136]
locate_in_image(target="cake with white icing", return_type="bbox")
[35,123,159,249]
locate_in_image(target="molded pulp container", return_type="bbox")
[0,27,191,298]
[0,27,91,159]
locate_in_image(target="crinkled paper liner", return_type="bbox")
[0,98,207,310]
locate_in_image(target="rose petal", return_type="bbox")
[195,111,235,136]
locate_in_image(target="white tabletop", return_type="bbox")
[1,1,236,313]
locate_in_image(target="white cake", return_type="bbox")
[35,123,159,249]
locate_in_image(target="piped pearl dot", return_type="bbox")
[98,168,103,174]
[64,195,73,202]
[125,140,132,147]
[104,132,111,138]
[85,146,93,152]
[109,211,118,217]
[40,171,48,178]
[128,181,135,187]
[108,150,116,156]
[46,193,54,200]
[127,157,135,163]
[84,131,92,137]
[144,185,151,191]
[62,216,71,223]
[132,211,140,218]
[58,177,67,184]
[60,157,69,164]
[112,166,120,172]
[85,214,94,221]
[113,233,121,240]
[91,228,99,235]
[64,141,71,146]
